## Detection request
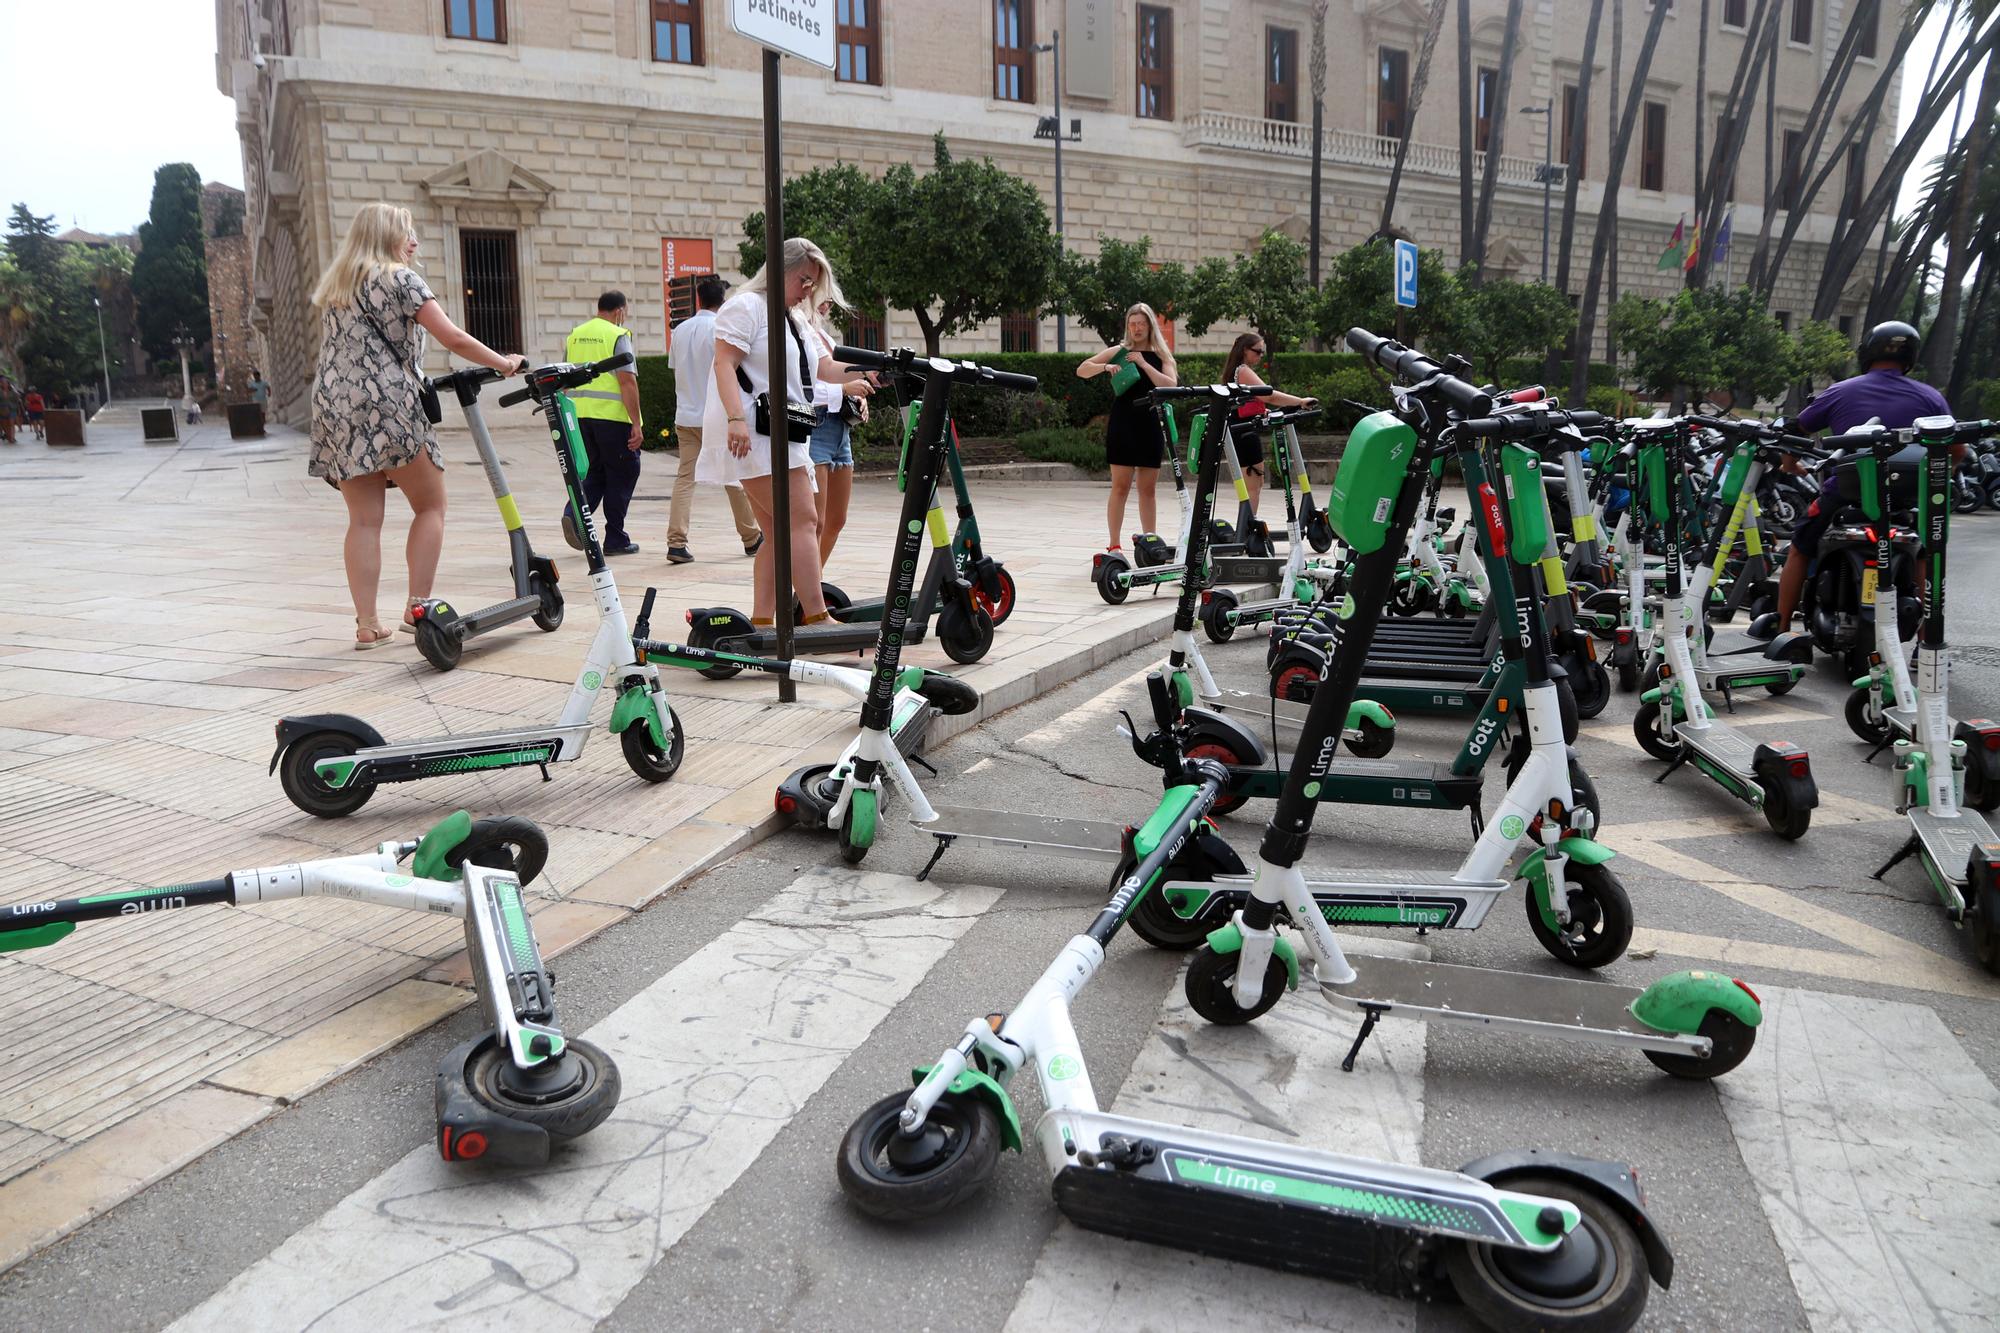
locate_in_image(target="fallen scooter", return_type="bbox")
[0,812,619,1166]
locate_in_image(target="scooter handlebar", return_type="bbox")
[830,345,1040,393]
[1145,383,1273,404]
[1344,327,1492,417]
[1457,408,1605,440]
[497,352,634,408]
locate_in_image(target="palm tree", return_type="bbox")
[1456,0,1475,265]
[1923,11,1999,387]
[1380,0,1453,233]
[1691,0,1781,289]
[1467,0,1526,278]
[1551,0,1606,299]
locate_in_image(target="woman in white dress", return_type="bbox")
[701,238,875,626]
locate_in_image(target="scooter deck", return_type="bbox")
[1884,703,1918,736]
[1323,955,1694,1054]
[924,805,1126,862]
[1676,722,1760,778]
[1909,805,1994,888]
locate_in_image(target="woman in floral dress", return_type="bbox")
[308,203,524,648]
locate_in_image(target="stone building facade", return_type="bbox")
[200,182,267,402]
[216,0,1896,425]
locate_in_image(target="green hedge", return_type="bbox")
[636,355,676,450]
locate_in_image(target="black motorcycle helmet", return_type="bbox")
[1857,320,1921,370]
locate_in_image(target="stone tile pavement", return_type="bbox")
[0,401,1226,1270]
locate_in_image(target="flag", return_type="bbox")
[1657,215,1686,270]
[1683,216,1702,272]
[1711,208,1734,267]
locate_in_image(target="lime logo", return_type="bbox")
[1047,1054,1081,1081]
[386,874,413,888]
[908,519,922,533]
[1304,781,1321,799]
[582,671,602,691]
[1337,595,1356,619]
[1499,814,1525,840]
[708,614,733,626]
[1933,492,1947,504]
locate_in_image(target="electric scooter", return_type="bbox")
[0,812,619,1166]
[1630,417,1819,838]
[1168,331,1761,1081]
[271,354,685,818]
[405,365,566,672]
[837,727,1676,1329]
[1095,402,1277,603]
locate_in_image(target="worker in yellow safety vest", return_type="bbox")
[559,291,645,556]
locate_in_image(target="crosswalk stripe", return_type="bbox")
[1002,951,1429,1331]
[168,867,1001,1333]
[1720,986,2000,1332]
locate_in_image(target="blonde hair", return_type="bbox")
[311,203,417,310]
[743,237,847,322]
[1123,303,1170,355]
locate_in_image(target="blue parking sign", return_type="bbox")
[1394,239,1419,309]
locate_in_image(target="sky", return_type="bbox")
[0,1,1967,239]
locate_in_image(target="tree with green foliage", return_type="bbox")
[1790,319,1852,395]
[866,135,1055,355]
[1609,285,1796,407]
[131,163,211,362]
[1315,239,1469,351]
[1051,235,1186,344]
[1458,280,1576,386]
[1181,230,1317,365]
[4,205,98,395]
[739,161,884,316]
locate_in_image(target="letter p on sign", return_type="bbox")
[1394,239,1419,309]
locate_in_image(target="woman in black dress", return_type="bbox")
[1076,303,1178,553]
[1221,332,1317,517]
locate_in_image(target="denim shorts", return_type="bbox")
[809,406,853,468]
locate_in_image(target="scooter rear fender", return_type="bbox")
[270,714,388,774]
[1460,1148,1675,1290]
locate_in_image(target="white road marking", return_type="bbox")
[1003,951,1428,1332]
[1013,660,1159,752]
[169,867,1001,1333]
[1720,986,2000,1332]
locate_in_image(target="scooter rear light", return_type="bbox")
[454,1129,487,1160]
[1616,628,1632,645]
[1789,760,1810,779]
[775,792,796,815]
[1201,591,1213,605]
[410,604,426,620]
[1733,978,1762,1006]
[684,610,694,625]
[1985,733,2000,752]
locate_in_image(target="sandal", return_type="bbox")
[355,617,393,650]
[400,598,423,633]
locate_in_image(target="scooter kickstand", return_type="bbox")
[537,763,552,782]
[1870,834,1921,882]
[1341,1003,1389,1072]
[909,753,938,776]
[1654,746,1691,784]
[916,835,954,883]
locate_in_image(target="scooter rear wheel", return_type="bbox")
[1120,857,1222,950]
[463,1035,621,1141]
[837,1089,1002,1221]
[1965,743,2000,814]
[620,705,685,783]
[455,815,551,882]
[1445,1173,1650,1331]
[1527,861,1632,970]
[531,574,565,633]
[1183,944,1287,1025]
[1643,1009,1757,1080]
[1567,657,1611,721]
[415,616,463,673]
[1201,590,1239,643]
[1761,773,1812,840]
[279,731,375,819]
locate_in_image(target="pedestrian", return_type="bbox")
[248,367,269,407]
[24,386,46,440]
[1758,320,1954,640]
[665,275,762,565]
[1221,332,1317,516]
[702,237,876,628]
[558,292,645,556]
[1075,303,1177,554]
[306,202,525,649]
[0,377,16,444]
[801,296,873,565]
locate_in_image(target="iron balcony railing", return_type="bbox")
[1185,110,1543,188]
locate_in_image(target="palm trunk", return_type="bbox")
[1947,224,1999,405]
[1743,0,1789,291]
[1607,0,1623,365]
[1382,0,1452,233]
[1690,0,1711,286]
[1570,0,1673,402]
[1457,0,1475,264]
[1690,0,1778,288]
[1923,52,1999,388]
[1552,0,1605,298]
[1468,0,1527,277]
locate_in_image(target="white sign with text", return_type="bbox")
[730,0,837,70]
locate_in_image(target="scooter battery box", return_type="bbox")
[1330,411,1419,554]
[1133,533,1175,568]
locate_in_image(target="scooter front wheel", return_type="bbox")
[1965,742,2000,814]
[972,567,1017,627]
[1095,555,1132,605]
[1843,687,1892,746]
[1631,701,1684,763]
[839,788,877,865]
[837,1089,1002,1221]
[937,602,995,665]
[278,731,375,819]
[620,705,685,783]
[1567,658,1611,721]
[463,1035,621,1142]
[1445,1173,1651,1331]
[1643,1009,1757,1081]
[1183,945,1287,1025]
[1201,589,1239,643]
[1119,857,1218,950]
[1344,714,1395,759]
[455,815,551,882]
[1527,861,1633,970]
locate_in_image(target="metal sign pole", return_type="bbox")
[762,48,794,701]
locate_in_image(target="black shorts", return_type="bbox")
[1228,419,1265,473]
[1790,504,1830,559]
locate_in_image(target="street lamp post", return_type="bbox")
[1521,101,1558,284]
[1032,33,1080,353]
[171,325,196,418]
[93,296,111,404]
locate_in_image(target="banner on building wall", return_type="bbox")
[1065,0,1114,100]
[661,238,716,341]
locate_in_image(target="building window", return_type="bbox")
[1000,311,1039,352]
[1722,0,1748,26]
[460,229,522,354]
[1640,101,1666,191]
[1776,310,1792,332]
[1781,128,1806,209]
[847,307,885,351]
[1790,0,1813,44]
[1716,115,1737,200]
[1476,67,1497,152]
[1838,313,1854,338]
[444,0,505,42]
[836,0,879,84]
[1560,83,1586,177]
[651,0,703,64]
[1265,27,1298,122]
[1377,47,1410,140]
[994,0,1034,102]
[1136,5,1173,120]
[1852,1,1876,57]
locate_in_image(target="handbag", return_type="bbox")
[1109,348,1144,397]
[736,311,816,444]
[360,302,442,425]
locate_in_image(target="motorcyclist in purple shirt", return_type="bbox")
[1753,321,1952,641]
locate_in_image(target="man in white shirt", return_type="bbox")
[667,275,762,563]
